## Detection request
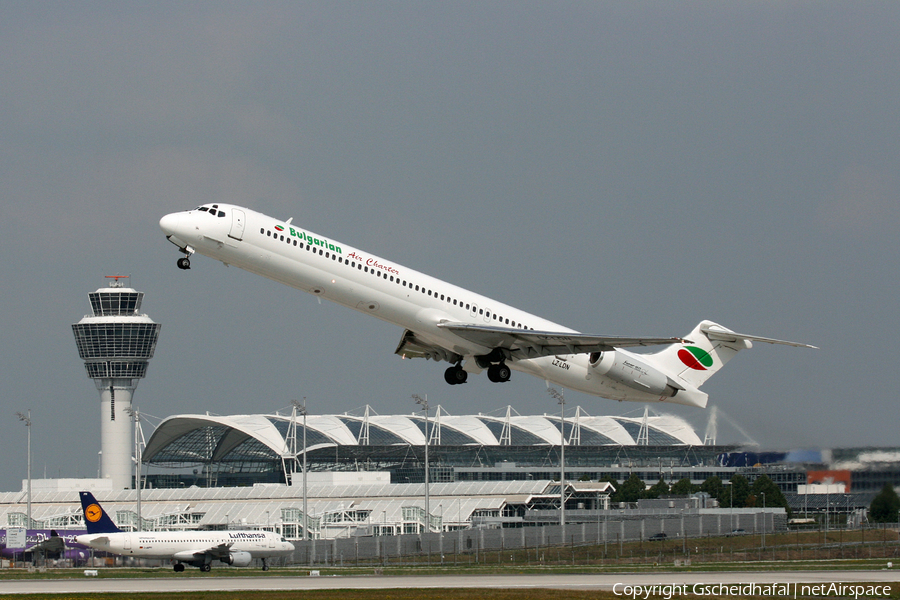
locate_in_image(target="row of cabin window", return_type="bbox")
[263,228,532,330]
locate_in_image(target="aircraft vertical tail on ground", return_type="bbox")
[78,491,121,535]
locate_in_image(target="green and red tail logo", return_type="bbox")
[678,346,714,371]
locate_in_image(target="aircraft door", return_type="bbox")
[229,209,246,241]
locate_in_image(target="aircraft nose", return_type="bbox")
[159,212,183,235]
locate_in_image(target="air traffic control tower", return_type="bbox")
[72,276,161,489]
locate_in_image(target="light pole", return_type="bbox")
[125,407,143,531]
[412,394,430,533]
[725,480,733,532]
[548,388,566,542]
[760,491,766,549]
[291,399,309,542]
[15,411,31,527]
[438,503,444,564]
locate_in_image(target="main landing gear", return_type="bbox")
[443,361,511,386]
[444,364,468,385]
[487,363,511,383]
[177,256,191,270]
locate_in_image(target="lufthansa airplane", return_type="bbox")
[75,492,294,571]
[160,204,814,409]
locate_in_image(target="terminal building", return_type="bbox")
[1,404,897,547]
[139,407,733,489]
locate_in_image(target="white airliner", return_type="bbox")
[75,492,294,572]
[159,204,814,408]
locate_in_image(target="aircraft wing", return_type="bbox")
[394,329,463,363]
[174,542,232,563]
[438,323,687,360]
[31,534,66,555]
[205,542,233,559]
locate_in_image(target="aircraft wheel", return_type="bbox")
[177,257,191,270]
[173,563,185,572]
[488,364,511,383]
[200,563,211,572]
[444,366,467,385]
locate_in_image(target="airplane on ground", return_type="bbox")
[75,492,295,572]
[160,204,815,408]
[1,529,91,563]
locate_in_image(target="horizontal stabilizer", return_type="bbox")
[700,323,818,349]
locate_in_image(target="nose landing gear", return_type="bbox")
[177,256,191,270]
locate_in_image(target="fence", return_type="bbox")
[286,509,783,565]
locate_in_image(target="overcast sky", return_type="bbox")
[1,2,898,492]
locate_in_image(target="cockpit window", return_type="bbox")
[196,205,225,217]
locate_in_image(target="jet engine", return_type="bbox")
[224,551,253,567]
[588,351,679,397]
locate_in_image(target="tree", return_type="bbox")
[615,473,646,503]
[750,474,791,518]
[870,484,900,523]
[700,475,726,505]
[671,477,698,496]
[727,474,751,508]
[644,478,670,499]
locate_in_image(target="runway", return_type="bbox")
[1,570,899,595]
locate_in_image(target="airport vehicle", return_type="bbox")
[160,204,814,408]
[75,492,294,572]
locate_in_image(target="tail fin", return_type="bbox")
[79,491,121,534]
[648,320,816,390]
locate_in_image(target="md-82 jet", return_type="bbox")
[75,492,294,571]
[160,204,814,408]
